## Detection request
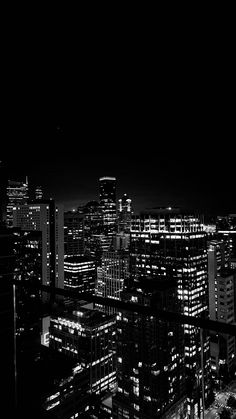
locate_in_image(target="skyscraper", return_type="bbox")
[12,200,64,290]
[116,208,211,418]
[64,210,84,256]
[118,193,132,233]
[113,281,186,419]
[6,178,29,227]
[96,250,129,314]
[208,240,236,386]
[99,176,117,235]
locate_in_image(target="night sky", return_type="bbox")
[2,31,235,215]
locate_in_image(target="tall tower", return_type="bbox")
[115,209,211,418]
[12,200,64,290]
[118,193,132,232]
[64,210,84,256]
[99,176,117,235]
[6,177,29,227]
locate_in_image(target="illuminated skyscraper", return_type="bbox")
[113,281,186,419]
[6,178,29,227]
[12,200,64,290]
[118,193,132,233]
[115,209,211,418]
[99,176,117,235]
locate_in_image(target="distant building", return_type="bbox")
[35,186,43,200]
[96,250,129,314]
[83,201,104,262]
[7,178,29,227]
[118,193,132,233]
[217,214,236,266]
[64,210,84,256]
[99,177,117,235]
[49,304,117,395]
[112,232,130,251]
[64,255,96,294]
[13,200,64,290]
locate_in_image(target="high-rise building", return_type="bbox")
[35,185,43,200]
[83,201,104,262]
[6,178,29,227]
[118,193,132,233]
[99,177,117,235]
[208,240,236,386]
[64,255,96,294]
[96,250,129,314]
[117,208,211,418]
[12,200,64,290]
[0,227,16,413]
[113,281,186,419]
[64,210,84,256]
[12,229,42,350]
[217,214,236,266]
[49,303,117,395]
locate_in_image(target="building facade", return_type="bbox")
[13,200,64,290]
[114,209,211,418]
[64,210,84,257]
[6,178,29,227]
[99,177,117,235]
[49,304,117,395]
[64,255,96,294]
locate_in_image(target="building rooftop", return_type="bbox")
[64,255,95,264]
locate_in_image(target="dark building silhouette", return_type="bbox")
[12,200,64,291]
[0,227,16,414]
[64,210,84,256]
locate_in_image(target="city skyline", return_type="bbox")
[2,131,235,215]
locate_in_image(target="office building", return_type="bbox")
[118,193,132,233]
[217,214,236,266]
[119,208,211,418]
[13,229,42,344]
[49,304,117,395]
[64,255,96,294]
[208,240,236,385]
[6,178,29,227]
[13,200,64,290]
[99,177,117,235]
[0,227,16,413]
[113,281,186,419]
[96,250,129,314]
[64,210,84,256]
